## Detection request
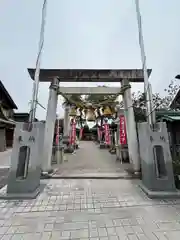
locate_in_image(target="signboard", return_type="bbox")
[55,125,59,145]
[119,115,127,145]
[70,120,76,145]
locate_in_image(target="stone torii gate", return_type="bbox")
[28,68,152,174]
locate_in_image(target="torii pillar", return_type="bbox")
[63,105,70,143]
[42,77,59,172]
[122,79,139,172]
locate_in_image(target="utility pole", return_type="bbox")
[29,0,47,122]
[135,0,155,125]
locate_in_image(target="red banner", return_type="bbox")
[119,115,127,145]
[104,123,110,145]
[55,123,59,145]
[56,134,59,145]
[70,120,76,144]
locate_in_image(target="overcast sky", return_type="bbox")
[0,0,180,120]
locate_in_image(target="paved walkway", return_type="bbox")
[0,149,11,168]
[0,179,180,239]
[0,142,180,239]
[0,149,11,190]
[54,141,131,178]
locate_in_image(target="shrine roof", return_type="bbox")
[27,68,152,83]
[0,80,18,109]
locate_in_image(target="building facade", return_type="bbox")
[0,81,17,151]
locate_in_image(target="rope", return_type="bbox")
[60,92,85,108]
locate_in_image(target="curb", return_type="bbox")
[48,174,140,180]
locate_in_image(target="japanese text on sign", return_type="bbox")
[119,115,127,145]
[104,123,110,145]
[70,120,76,145]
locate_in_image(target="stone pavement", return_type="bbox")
[0,149,11,190]
[54,141,131,178]
[0,149,11,168]
[0,179,180,239]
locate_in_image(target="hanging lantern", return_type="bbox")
[111,106,116,114]
[86,108,95,121]
[113,108,117,114]
[99,107,104,116]
[76,108,81,117]
[82,108,86,119]
[94,108,99,118]
[69,107,77,117]
[103,106,112,116]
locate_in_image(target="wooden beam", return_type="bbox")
[58,87,121,95]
